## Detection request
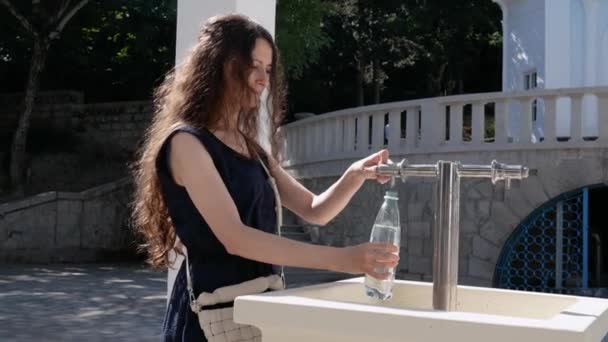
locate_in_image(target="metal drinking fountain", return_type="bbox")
[376,159,530,311]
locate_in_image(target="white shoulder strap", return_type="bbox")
[186,154,286,308]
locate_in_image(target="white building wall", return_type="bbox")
[500,0,546,141]
[570,0,585,87]
[600,0,608,85]
[500,0,607,139]
[175,0,276,64]
[501,0,607,90]
[504,0,545,92]
[545,0,571,88]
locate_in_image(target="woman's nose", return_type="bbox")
[257,72,268,88]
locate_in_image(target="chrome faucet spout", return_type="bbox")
[375,159,530,311]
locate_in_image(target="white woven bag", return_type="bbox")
[186,156,285,341]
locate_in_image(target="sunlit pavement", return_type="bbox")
[0,263,167,341]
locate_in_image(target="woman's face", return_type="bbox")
[246,38,273,107]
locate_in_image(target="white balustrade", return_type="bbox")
[405,107,419,148]
[519,98,533,145]
[280,87,608,167]
[599,94,608,142]
[449,103,463,146]
[372,112,385,151]
[543,96,557,143]
[571,95,583,142]
[388,110,401,149]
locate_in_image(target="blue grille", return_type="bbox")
[494,188,589,293]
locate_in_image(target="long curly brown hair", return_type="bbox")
[132,14,286,268]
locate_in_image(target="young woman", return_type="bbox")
[132,14,399,341]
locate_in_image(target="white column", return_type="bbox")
[471,103,485,145]
[332,118,342,154]
[356,113,370,153]
[519,98,533,144]
[543,96,557,143]
[314,121,323,157]
[544,0,571,88]
[323,118,334,156]
[406,107,418,149]
[498,2,509,91]
[372,112,386,151]
[582,0,600,138]
[169,0,277,303]
[571,95,583,141]
[449,104,463,145]
[344,117,356,153]
[388,111,401,150]
[494,100,508,144]
[603,28,608,85]
[583,0,600,87]
[176,0,276,63]
[420,100,442,148]
[598,93,608,142]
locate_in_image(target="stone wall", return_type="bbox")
[0,178,138,263]
[0,91,151,155]
[292,148,608,287]
[0,91,152,194]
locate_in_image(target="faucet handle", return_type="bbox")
[376,159,408,184]
[490,160,529,186]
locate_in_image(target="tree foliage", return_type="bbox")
[0,0,176,101]
[0,0,502,123]
[1,0,90,191]
[276,0,331,80]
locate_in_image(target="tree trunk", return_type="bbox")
[372,58,381,104]
[355,0,365,107]
[427,62,448,96]
[356,54,365,106]
[9,39,48,192]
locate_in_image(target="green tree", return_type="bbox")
[47,0,176,101]
[285,0,501,115]
[276,0,331,81]
[1,0,90,192]
[325,0,421,105]
[403,0,502,96]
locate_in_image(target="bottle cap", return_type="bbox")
[385,190,398,200]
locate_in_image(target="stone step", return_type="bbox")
[281,224,314,243]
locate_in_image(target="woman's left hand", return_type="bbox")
[347,149,392,185]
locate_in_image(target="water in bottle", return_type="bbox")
[365,190,400,300]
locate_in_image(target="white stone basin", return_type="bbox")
[234,277,608,342]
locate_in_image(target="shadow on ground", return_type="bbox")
[0,263,167,341]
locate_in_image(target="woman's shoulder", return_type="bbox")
[162,124,221,152]
[156,124,221,172]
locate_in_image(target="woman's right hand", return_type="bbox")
[339,243,400,279]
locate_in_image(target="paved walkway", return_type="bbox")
[0,263,167,341]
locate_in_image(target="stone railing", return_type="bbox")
[279,87,608,286]
[281,87,608,170]
[0,178,135,263]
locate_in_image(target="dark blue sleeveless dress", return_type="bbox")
[156,125,278,341]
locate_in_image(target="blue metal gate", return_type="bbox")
[494,188,589,293]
